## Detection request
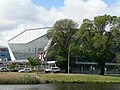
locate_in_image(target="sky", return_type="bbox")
[0,0,120,41]
[32,0,64,10]
[32,0,116,9]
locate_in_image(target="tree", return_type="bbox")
[116,53,120,62]
[76,15,120,75]
[8,63,15,71]
[28,57,41,69]
[47,19,78,72]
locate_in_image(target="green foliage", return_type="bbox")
[47,49,56,59]
[54,48,68,71]
[69,44,80,55]
[47,19,78,71]
[116,53,120,70]
[47,15,120,75]
[8,63,15,70]
[55,55,67,70]
[51,19,78,49]
[28,57,41,66]
[76,15,120,75]
[116,53,120,63]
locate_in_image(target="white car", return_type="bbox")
[18,68,31,73]
[45,67,60,73]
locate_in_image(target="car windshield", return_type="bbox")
[1,68,7,69]
[19,68,24,70]
[52,67,59,70]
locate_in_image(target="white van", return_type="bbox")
[45,67,60,73]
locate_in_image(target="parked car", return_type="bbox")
[10,67,24,72]
[0,67,9,72]
[45,67,60,73]
[18,68,31,73]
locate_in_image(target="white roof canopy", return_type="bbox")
[8,28,50,44]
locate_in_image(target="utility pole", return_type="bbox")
[68,46,70,74]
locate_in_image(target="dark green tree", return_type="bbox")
[76,15,120,75]
[116,53,120,63]
[47,19,78,72]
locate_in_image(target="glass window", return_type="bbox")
[0,48,11,61]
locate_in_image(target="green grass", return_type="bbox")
[0,72,120,84]
[37,74,120,84]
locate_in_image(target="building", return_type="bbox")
[0,41,16,67]
[70,56,120,74]
[7,27,120,74]
[0,41,15,61]
[8,27,50,60]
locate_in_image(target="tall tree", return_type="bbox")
[76,15,120,75]
[47,19,78,72]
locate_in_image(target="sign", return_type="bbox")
[38,51,44,61]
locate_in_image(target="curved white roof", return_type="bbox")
[8,28,50,44]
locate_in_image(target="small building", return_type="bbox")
[70,56,120,74]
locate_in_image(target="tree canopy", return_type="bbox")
[76,15,120,75]
[47,19,78,72]
[47,15,120,75]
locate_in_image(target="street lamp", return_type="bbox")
[68,46,70,74]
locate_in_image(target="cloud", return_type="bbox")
[0,0,46,41]
[61,0,107,23]
[0,0,120,41]
[0,0,40,30]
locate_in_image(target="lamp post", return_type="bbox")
[68,46,70,74]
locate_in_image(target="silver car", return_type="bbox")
[0,67,9,72]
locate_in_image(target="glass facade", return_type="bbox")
[0,48,11,61]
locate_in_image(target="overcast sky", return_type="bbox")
[0,0,120,41]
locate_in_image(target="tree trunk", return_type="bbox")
[100,60,105,75]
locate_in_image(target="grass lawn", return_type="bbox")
[37,73,120,84]
[0,72,120,84]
